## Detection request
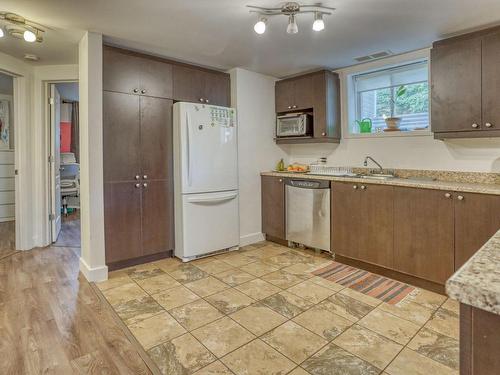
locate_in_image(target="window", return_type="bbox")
[350,60,429,135]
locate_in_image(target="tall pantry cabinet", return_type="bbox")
[102,46,231,270]
[103,46,175,269]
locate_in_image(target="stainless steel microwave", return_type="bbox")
[276,113,313,138]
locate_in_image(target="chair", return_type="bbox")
[60,162,80,215]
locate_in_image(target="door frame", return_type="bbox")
[0,71,19,249]
[44,80,79,244]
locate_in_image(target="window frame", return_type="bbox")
[340,49,432,139]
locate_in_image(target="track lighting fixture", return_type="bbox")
[0,12,44,43]
[247,2,334,35]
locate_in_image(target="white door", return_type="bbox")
[174,102,238,194]
[50,84,62,242]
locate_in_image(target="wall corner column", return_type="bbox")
[78,31,107,282]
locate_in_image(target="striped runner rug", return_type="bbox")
[312,261,416,305]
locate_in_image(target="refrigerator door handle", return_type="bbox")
[186,113,192,186]
[186,191,238,204]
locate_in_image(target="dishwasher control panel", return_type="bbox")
[286,179,330,189]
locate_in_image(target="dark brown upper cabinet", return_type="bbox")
[432,27,500,138]
[103,45,230,106]
[275,70,340,143]
[172,65,230,107]
[103,46,173,99]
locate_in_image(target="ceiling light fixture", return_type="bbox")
[0,12,44,43]
[312,12,325,31]
[247,2,334,35]
[287,14,298,34]
[254,17,267,34]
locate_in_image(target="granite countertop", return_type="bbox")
[261,171,500,195]
[446,230,500,315]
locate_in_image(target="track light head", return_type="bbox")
[312,12,325,31]
[23,29,36,42]
[287,14,298,34]
[254,17,267,34]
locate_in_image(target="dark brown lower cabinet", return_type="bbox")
[261,176,285,240]
[454,192,500,269]
[104,182,143,264]
[394,187,455,284]
[331,182,393,268]
[142,180,174,256]
[460,303,500,375]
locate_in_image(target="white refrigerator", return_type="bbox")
[173,102,239,261]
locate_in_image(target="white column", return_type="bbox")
[78,32,107,281]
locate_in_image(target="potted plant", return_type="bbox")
[384,85,406,129]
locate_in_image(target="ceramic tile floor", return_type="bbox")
[97,242,460,375]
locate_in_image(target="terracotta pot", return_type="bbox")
[385,117,402,129]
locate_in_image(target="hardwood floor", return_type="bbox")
[0,245,153,374]
[54,211,81,248]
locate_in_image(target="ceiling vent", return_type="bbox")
[354,50,393,63]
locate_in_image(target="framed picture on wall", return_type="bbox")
[0,95,12,150]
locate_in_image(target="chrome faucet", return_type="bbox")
[363,156,384,173]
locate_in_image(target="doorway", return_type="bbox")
[0,72,16,259]
[48,82,81,248]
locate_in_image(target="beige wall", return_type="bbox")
[230,68,288,246]
[78,31,107,282]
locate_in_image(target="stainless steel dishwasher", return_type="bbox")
[285,179,330,252]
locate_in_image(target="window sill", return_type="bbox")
[344,129,433,139]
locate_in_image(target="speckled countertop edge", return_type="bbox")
[261,171,500,195]
[446,230,500,315]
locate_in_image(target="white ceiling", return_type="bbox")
[1,0,500,77]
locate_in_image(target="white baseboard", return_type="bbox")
[79,257,108,282]
[240,232,265,247]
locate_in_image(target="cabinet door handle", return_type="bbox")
[143,183,148,188]
[485,123,493,128]
[292,105,297,109]
[321,132,326,136]
[141,89,146,94]
[205,99,209,103]
[287,106,292,109]
[133,88,139,93]
[135,175,140,180]
[199,98,205,103]
[143,175,148,180]
[472,123,479,128]
[353,185,358,190]
[444,193,451,198]
[457,195,464,201]
[279,179,283,182]
[135,183,141,188]
[360,185,366,190]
